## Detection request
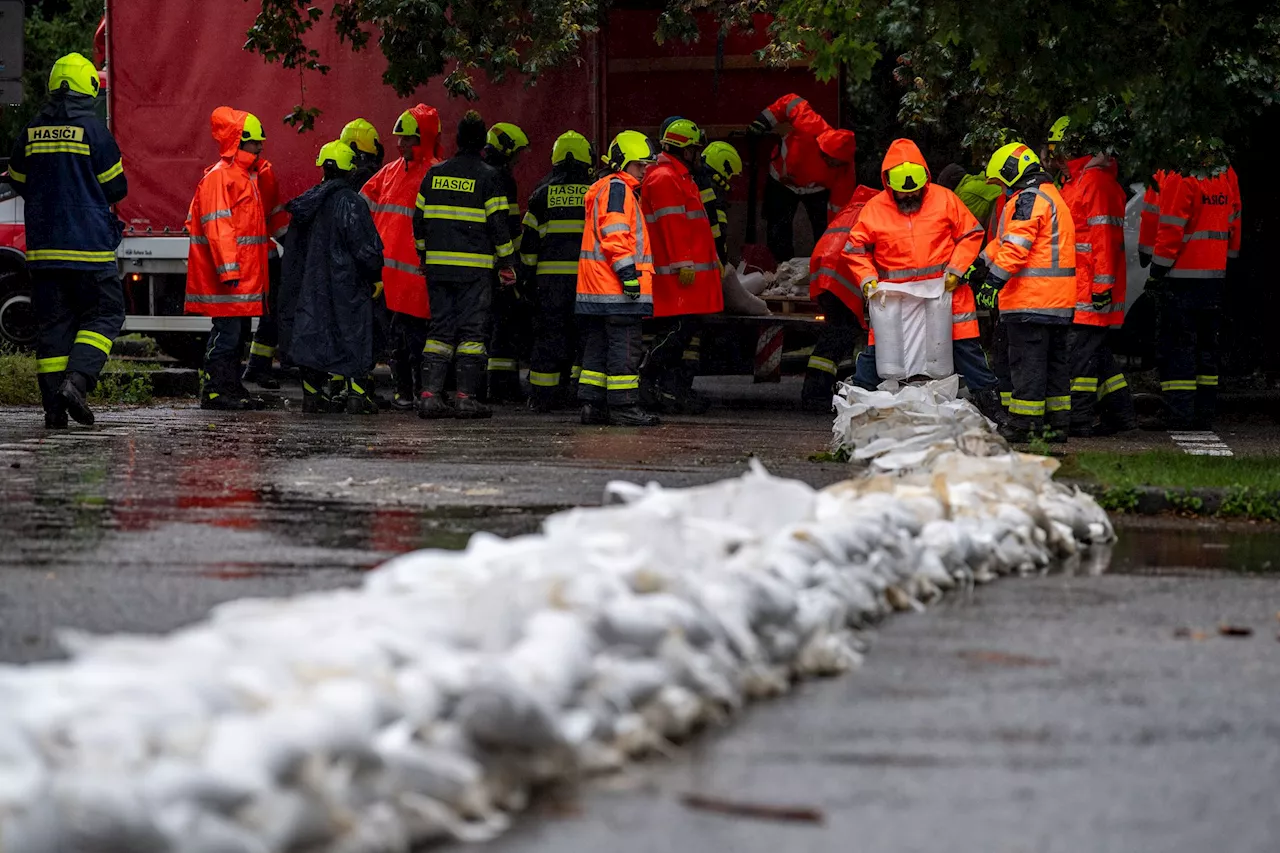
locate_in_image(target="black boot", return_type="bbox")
[345,376,379,415]
[326,376,349,414]
[44,407,68,429]
[242,354,280,390]
[418,360,453,419]
[455,359,493,419]
[800,369,837,413]
[528,384,557,413]
[231,365,267,410]
[390,359,416,412]
[201,362,250,411]
[970,386,1011,429]
[580,402,610,425]
[57,372,95,425]
[997,421,1032,443]
[301,371,331,414]
[609,404,660,427]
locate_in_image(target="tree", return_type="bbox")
[0,0,101,149]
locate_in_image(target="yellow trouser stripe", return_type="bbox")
[250,342,275,358]
[536,260,580,275]
[1009,398,1045,416]
[1196,375,1219,387]
[424,339,455,356]
[74,330,113,355]
[1000,391,1012,407]
[529,371,561,387]
[27,249,116,263]
[606,374,640,391]
[1046,396,1071,412]
[1071,377,1098,393]
[1161,379,1198,392]
[579,369,606,388]
[570,365,582,380]
[488,358,518,371]
[457,341,487,356]
[808,355,837,375]
[37,356,69,373]
[1098,374,1127,397]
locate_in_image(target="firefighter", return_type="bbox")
[412,110,515,420]
[278,141,384,414]
[340,118,385,189]
[639,118,723,415]
[972,142,1077,443]
[521,130,593,412]
[185,106,271,411]
[241,155,290,391]
[1145,166,1240,430]
[746,93,858,262]
[482,121,531,403]
[836,140,1006,424]
[7,53,127,428]
[577,131,659,427]
[701,141,743,264]
[361,105,442,411]
[1044,117,1138,436]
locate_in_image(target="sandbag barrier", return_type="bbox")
[0,382,1112,852]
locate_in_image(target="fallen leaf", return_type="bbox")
[1218,625,1253,638]
[680,793,824,824]
[1173,627,1210,640]
[956,650,1056,667]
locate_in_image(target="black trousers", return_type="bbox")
[32,267,125,413]
[802,291,862,400]
[1069,324,1137,430]
[203,316,252,391]
[642,315,703,394]
[249,255,281,362]
[579,315,643,406]
[1004,320,1071,431]
[528,274,580,398]
[1155,279,1221,427]
[488,278,530,389]
[390,310,428,382]
[423,276,492,395]
[762,176,829,263]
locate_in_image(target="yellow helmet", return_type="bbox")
[316,140,355,172]
[392,109,427,137]
[886,161,928,193]
[985,142,1040,187]
[661,118,703,149]
[606,130,659,172]
[340,118,381,155]
[48,52,100,98]
[240,113,266,143]
[486,122,529,157]
[702,141,742,184]
[551,130,593,166]
[1046,115,1071,155]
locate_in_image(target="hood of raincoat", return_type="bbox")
[1065,153,1118,184]
[407,103,443,164]
[817,128,856,162]
[879,138,932,188]
[286,179,346,228]
[211,106,256,161]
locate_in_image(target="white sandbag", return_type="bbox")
[867,279,954,380]
[721,264,771,315]
[734,261,770,295]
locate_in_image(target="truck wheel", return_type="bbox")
[155,332,207,368]
[0,269,36,350]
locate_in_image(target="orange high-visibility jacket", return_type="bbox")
[1152,169,1238,279]
[256,159,290,251]
[841,139,984,343]
[981,174,1076,323]
[757,93,858,219]
[809,184,878,328]
[641,152,722,317]
[185,107,270,318]
[1060,155,1127,328]
[577,170,654,317]
[362,104,442,319]
[1137,169,1172,256]
[1226,165,1242,259]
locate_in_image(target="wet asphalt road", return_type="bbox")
[1,377,1279,851]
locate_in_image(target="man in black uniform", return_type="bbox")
[8,52,127,428]
[520,130,594,412]
[482,121,530,403]
[413,110,515,420]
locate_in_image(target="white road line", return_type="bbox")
[1170,430,1233,457]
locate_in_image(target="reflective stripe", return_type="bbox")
[546,220,585,234]
[529,371,561,387]
[250,342,276,358]
[945,265,968,278]
[815,266,859,298]
[494,240,514,259]
[1046,396,1071,412]
[846,245,870,255]
[520,253,539,267]
[1161,379,1198,392]
[1075,302,1107,314]
[483,196,509,217]
[959,224,984,237]
[1142,203,1160,214]
[570,365,582,380]
[1071,377,1099,393]
[999,306,1075,319]
[610,254,635,273]
[73,330,113,355]
[457,341,487,356]
[951,311,977,323]
[270,204,287,217]
[576,292,654,305]
[682,350,700,361]
[1159,215,1187,226]
[508,203,520,215]
[236,235,272,245]
[987,262,1013,283]
[26,249,117,264]
[579,369,607,388]
[424,339,455,356]
[423,251,495,269]
[1008,399,1046,416]
[185,292,260,304]
[580,248,606,262]
[215,262,240,275]
[37,356,69,374]
[1138,244,1154,253]
[522,211,541,229]
[654,262,720,274]
[385,258,421,275]
[645,205,687,222]
[25,141,91,156]
[419,205,486,222]
[606,374,640,391]
[1001,234,1033,250]
[1228,211,1241,223]
[1086,215,1124,227]
[1014,268,1076,278]
[1150,254,1175,268]
[1182,230,1229,242]
[487,358,518,372]
[8,168,25,183]
[807,355,837,375]
[1075,243,1092,253]
[879,263,947,281]
[1196,375,1219,387]
[1227,250,1240,259]
[96,160,124,184]
[536,260,579,275]
[371,202,416,217]
[349,380,367,394]
[1098,374,1128,397]
[1094,274,1115,285]
[600,223,631,236]
[1167,268,1226,279]
[686,210,708,220]
[700,187,716,202]
[201,209,232,224]
[1000,391,1012,407]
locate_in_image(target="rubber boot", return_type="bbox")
[345,376,379,415]
[970,386,1012,429]
[201,362,250,411]
[326,375,349,414]
[242,354,280,390]
[389,359,417,412]
[455,359,493,419]
[57,371,95,426]
[997,418,1033,444]
[609,404,660,427]
[231,363,267,410]
[301,371,331,414]
[528,383,558,413]
[418,360,453,419]
[800,369,837,413]
[580,403,610,425]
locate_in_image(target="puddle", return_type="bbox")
[1109,525,1280,575]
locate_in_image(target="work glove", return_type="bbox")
[498,266,517,287]
[1091,287,1112,311]
[944,272,963,293]
[225,279,240,288]
[747,116,770,137]
[974,280,1003,311]
[372,280,384,300]
[1138,251,1152,268]
[966,258,989,285]
[860,278,879,299]
[677,266,697,287]
[622,278,642,300]
[1145,263,1169,288]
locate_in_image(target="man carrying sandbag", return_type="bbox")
[838,139,1007,425]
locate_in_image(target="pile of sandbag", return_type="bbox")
[760,257,810,298]
[0,386,1112,853]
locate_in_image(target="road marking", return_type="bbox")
[1169,430,1233,457]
